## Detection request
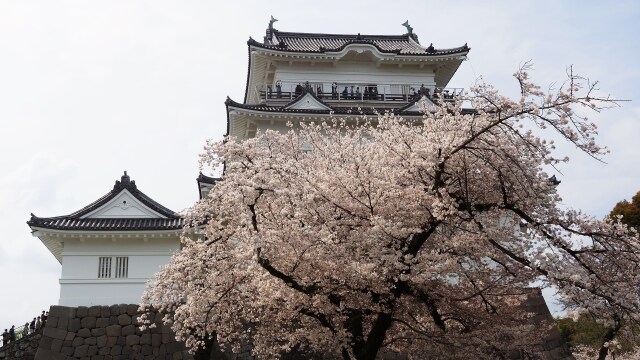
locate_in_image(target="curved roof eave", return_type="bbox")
[249,42,469,62]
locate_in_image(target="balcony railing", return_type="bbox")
[256,82,463,104]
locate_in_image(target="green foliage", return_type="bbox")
[610,191,640,229]
[556,315,639,355]
[556,315,609,349]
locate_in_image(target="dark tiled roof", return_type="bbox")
[197,172,221,185]
[251,29,470,56]
[27,217,183,231]
[28,172,183,232]
[225,96,476,116]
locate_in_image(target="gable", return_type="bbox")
[401,96,436,112]
[80,190,167,219]
[285,93,333,111]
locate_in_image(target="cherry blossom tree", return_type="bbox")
[141,66,640,360]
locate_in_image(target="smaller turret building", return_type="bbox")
[27,172,184,307]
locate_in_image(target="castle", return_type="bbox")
[7,20,572,360]
[28,20,470,308]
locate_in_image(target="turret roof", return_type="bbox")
[251,29,470,56]
[28,172,183,232]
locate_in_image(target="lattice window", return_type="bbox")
[115,257,129,278]
[98,257,112,278]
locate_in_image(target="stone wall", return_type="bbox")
[0,332,41,360]
[34,304,192,360]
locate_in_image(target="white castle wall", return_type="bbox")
[58,237,179,307]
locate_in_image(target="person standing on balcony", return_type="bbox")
[276,80,282,98]
[295,83,302,97]
[331,82,338,99]
[2,329,8,346]
[342,86,348,99]
[29,318,35,334]
[35,316,41,330]
[22,323,28,338]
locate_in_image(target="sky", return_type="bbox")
[0,0,639,329]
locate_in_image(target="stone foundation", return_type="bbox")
[34,304,192,360]
[0,332,41,360]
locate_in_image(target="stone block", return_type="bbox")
[74,344,89,357]
[141,344,153,356]
[96,317,109,328]
[61,346,74,356]
[76,306,89,318]
[68,318,81,332]
[126,334,141,346]
[34,347,70,360]
[91,355,104,360]
[118,304,128,314]
[106,325,121,337]
[51,338,63,352]
[88,345,98,356]
[96,334,107,347]
[162,331,173,344]
[117,314,132,326]
[106,336,118,347]
[48,305,76,319]
[81,316,97,328]
[117,336,125,346]
[165,341,185,353]
[110,304,120,316]
[110,316,118,325]
[111,344,122,356]
[57,316,68,330]
[38,335,53,350]
[88,306,102,317]
[151,334,162,347]
[78,328,92,338]
[127,304,139,316]
[85,336,97,345]
[140,333,151,345]
[47,315,59,328]
[72,336,85,347]
[98,346,110,355]
[43,327,68,340]
[64,332,75,341]
[91,328,105,337]
[122,325,136,336]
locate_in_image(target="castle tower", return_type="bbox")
[226,22,470,140]
[27,172,183,306]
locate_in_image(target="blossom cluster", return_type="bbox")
[140,67,636,359]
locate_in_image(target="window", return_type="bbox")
[98,256,129,278]
[115,257,128,278]
[98,257,112,278]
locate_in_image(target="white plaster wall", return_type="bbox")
[59,282,148,307]
[58,236,180,306]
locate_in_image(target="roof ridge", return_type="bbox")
[31,172,180,221]
[273,29,411,40]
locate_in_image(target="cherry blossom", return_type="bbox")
[141,66,637,360]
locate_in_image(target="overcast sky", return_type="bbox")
[0,1,638,328]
